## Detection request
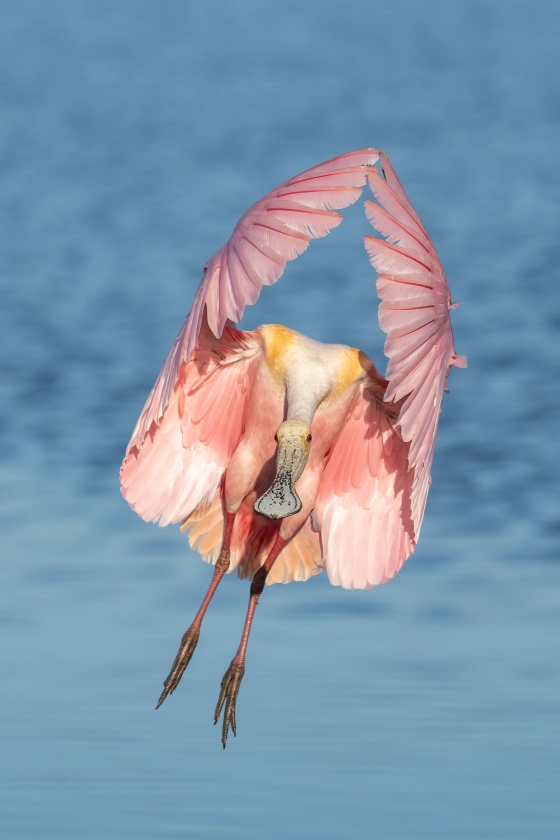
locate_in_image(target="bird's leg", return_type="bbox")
[214,533,287,747]
[156,511,236,709]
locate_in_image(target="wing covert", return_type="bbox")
[315,378,415,590]
[120,320,261,526]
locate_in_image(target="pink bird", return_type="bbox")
[120,149,466,747]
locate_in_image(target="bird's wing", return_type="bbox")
[120,319,261,526]
[314,376,415,590]
[364,151,466,538]
[315,151,466,589]
[127,148,381,453]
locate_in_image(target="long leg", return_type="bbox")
[156,512,236,709]
[214,533,287,747]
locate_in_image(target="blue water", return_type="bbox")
[1,1,559,837]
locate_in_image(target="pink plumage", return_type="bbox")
[119,149,465,745]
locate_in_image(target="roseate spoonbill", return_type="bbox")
[120,149,466,747]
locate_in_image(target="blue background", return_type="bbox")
[1,1,559,837]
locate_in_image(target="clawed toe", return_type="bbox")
[214,660,245,748]
[156,625,200,709]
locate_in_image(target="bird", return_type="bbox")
[120,148,466,747]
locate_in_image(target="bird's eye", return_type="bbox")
[306,434,312,443]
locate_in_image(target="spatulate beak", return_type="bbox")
[254,434,309,520]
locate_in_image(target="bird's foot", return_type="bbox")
[156,625,200,709]
[214,660,245,748]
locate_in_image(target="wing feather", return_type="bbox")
[364,200,430,254]
[264,201,343,238]
[367,172,430,245]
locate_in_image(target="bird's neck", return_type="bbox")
[285,375,328,426]
[260,323,368,426]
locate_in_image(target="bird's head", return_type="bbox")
[254,419,312,520]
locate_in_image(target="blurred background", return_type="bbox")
[1,0,559,837]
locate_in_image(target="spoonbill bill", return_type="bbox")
[120,149,466,746]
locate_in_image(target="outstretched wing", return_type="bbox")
[365,151,466,537]
[127,149,381,454]
[120,320,261,526]
[316,151,466,589]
